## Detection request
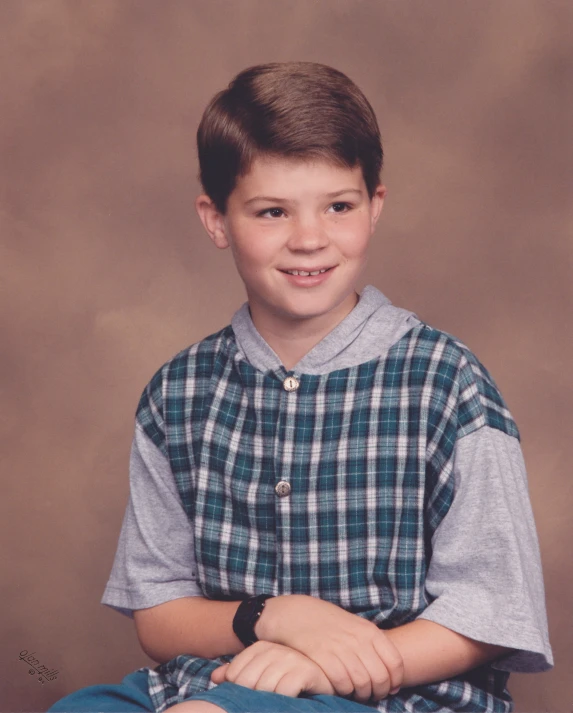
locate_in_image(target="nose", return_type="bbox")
[286,216,330,253]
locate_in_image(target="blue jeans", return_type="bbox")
[47,670,154,711]
[46,669,379,712]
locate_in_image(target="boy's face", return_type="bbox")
[197,156,386,334]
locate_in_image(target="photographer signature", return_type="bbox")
[19,650,59,684]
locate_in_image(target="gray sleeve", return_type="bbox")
[100,424,203,619]
[418,426,553,672]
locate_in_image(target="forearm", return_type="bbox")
[133,596,244,663]
[134,594,511,687]
[255,595,512,694]
[384,619,512,688]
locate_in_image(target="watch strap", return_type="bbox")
[232,594,274,647]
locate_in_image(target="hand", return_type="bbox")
[255,595,404,702]
[210,640,336,698]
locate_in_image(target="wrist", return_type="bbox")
[254,592,295,641]
[233,594,274,647]
[253,593,278,641]
[254,593,311,642]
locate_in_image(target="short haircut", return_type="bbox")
[197,61,383,214]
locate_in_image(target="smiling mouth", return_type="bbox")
[279,267,334,276]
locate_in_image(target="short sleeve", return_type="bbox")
[100,424,203,618]
[419,425,553,672]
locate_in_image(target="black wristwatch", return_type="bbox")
[232,594,274,647]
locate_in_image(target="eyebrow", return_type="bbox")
[244,188,363,206]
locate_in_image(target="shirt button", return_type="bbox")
[275,480,292,497]
[283,375,300,392]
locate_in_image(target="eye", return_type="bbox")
[257,207,285,218]
[329,202,352,213]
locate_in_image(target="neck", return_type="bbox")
[249,292,359,372]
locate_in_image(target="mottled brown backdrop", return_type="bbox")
[1,1,571,711]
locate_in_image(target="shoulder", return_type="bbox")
[146,324,234,390]
[400,323,520,440]
[398,321,479,365]
[134,324,235,446]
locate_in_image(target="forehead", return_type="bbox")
[232,156,365,200]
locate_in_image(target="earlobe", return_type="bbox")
[208,221,231,250]
[212,231,230,250]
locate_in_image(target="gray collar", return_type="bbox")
[230,285,421,375]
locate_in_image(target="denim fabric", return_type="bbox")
[46,669,154,712]
[190,681,379,713]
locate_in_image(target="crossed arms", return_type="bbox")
[133,594,511,703]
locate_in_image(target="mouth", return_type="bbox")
[278,266,334,276]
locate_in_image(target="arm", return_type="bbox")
[134,596,244,663]
[253,594,510,698]
[207,597,511,702]
[383,618,512,688]
[134,592,509,687]
[134,592,400,700]
[106,428,244,663]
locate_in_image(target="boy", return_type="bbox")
[48,62,552,713]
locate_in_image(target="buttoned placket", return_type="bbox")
[271,369,302,594]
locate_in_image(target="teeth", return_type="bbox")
[286,268,328,276]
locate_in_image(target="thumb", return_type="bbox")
[210,664,229,683]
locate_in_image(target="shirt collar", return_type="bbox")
[230,285,420,375]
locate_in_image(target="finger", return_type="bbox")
[354,645,391,701]
[372,633,404,694]
[274,670,308,698]
[335,650,374,702]
[210,664,229,684]
[252,663,294,694]
[311,651,357,698]
[230,654,275,691]
[221,647,262,684]
[275,667,336,698]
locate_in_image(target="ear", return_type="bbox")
[195,194,230,249]
[369,184,387,233]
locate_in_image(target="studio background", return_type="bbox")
[1,1,571,711]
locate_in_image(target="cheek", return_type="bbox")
[232,240,273,275]
[337,223,371,258]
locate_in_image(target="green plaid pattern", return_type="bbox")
[136,323,518,712]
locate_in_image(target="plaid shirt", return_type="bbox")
[135,321,518,712]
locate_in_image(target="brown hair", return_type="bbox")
[196,61,383,214]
